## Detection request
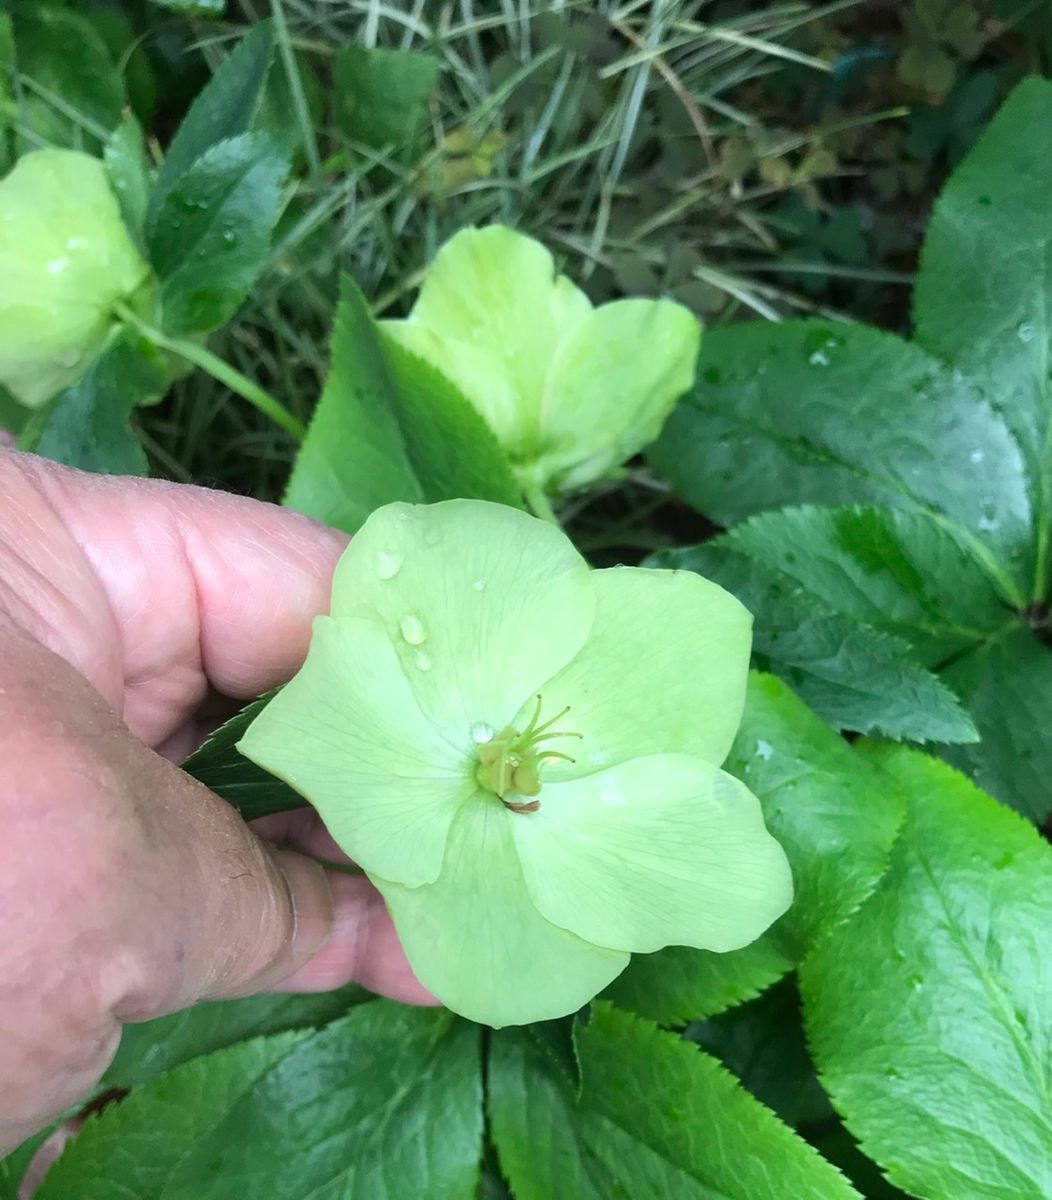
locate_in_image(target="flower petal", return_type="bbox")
[374,799,629,1026]
[531,565,751,776]
[332,499,596,740]
[238,615,473,887]
[399,225,592,457]
[512,754,792,954]
[538,298,700,492]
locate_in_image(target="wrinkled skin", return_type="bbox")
[0,451,433,1154]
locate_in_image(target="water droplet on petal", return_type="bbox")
[222,229,238,245]
[45,257,70,275]
[376,551,402,580]
[399,614,426,644]
[55,348,81,368]
[65,236,87,251]
[472,579,485,592]
[471,721,494,744]
[414,650,432,672]
[755,739,774,761]
[970,449,985,464]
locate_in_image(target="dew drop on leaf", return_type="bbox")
[1016,320,1037,343]
[414,650,432,672]
[472,579,485,592]
[471,721,494,744]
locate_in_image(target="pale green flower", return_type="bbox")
[380,226,701,497]
[240,500,792,1026]
[0,149,152,408]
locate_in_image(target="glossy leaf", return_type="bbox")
[914,75,1052,602]
[802,747,1052,1200]
[147,20,274,228]
[490,1004,861,1200]
[149,133,288,335]
[937,627,1052,823]
[724,505,1011,661]
[104,114,152,251]
[40,1005,482,1200]
[650,321,1032,603]
[649,544,979,744]
[284,277,521,533]
[604,674,904,1023]
[102,988,365,1090]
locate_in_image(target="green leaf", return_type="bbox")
[801,747,1052,1200]
[37,1030,310,1200]
[685,978,833,1130]
[914,75,1052,602]
[104,113,152,252]
[41,1005,482,1200]
[102,988,365,1090]
[724,506,1011,662]
[25,334,164,474]
[181,693,306,820]
[938,627,1052,822]
[147,20,274,229]
[650,321,1032,605]
[490,1004,862,1200]
[284,276,521,533]
[11,5,125,152]
[334,46,439,154]
[650,543,979,744]
[148,133,288,335]
[604,674,905,1023]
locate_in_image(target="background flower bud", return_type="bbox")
[0,149,153,409]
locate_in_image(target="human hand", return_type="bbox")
[0,451,433,1152]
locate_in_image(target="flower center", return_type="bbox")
[474,696,581,813]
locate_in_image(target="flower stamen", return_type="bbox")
[474,697,581,811]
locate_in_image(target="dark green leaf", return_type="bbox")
[650,322,1032,604]
[41,1005,482,1200]
[490,1004,862,1200]
[104,113,152,252]
[102,988,365,1090]
[802,747,1052,1200]
[11,5,125,152]
[284,276,521,533]
[182,693,306,820]
[651,543,979,744]
[25,334,165,474]
[147,20,274,229]
[938,627,1052,822]
[914,75,1052,602]
[334,46,439,154]
[724,506,1011,661]
[149,133,288,335]
[605,674,905,1023]
[685,978,832,1129]
[37,1030,310,1200]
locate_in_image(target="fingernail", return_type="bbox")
[272,849,334,967]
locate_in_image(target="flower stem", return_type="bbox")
[524,483,560,525]
[115,304,307,441]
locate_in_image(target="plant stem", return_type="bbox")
[524,483,560,525]
[115,304,307,441]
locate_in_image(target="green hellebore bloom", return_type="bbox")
[380,226,701,496]
[0,149,152,408]
[240,501,792,1026]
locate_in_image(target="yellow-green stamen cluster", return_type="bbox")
[475,696,581,812]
